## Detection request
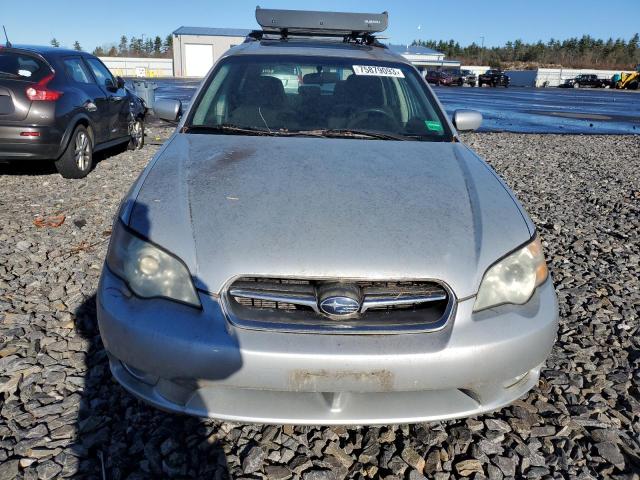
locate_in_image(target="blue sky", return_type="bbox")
[2,0,639,51]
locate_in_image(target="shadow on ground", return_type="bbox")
[70,295,231,479]
[0,143,129,177]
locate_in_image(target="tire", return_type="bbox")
[128,118,145,150]
[54,125,93,179]
[458,79,464,86]
[573,83,579,88]
[629,81,639,91]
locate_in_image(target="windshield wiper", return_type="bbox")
[184,124,275,136]
[184,125,412,141]
[295,129,408,141]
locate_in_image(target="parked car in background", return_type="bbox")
[0,45,146,178]
[559,74,608,89]
[478,69,510,87]
[460,69,477,87]
[98,7,558,425]
[425,70,463,86]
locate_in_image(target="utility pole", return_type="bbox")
[480,35,485,66]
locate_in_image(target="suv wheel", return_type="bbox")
[128,118,145,150]
[55,125,93,179]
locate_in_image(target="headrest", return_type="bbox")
[238,75,286,107]
[345,74,385,108]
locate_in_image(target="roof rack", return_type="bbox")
[252,7,388,45]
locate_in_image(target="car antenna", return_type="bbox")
[2,26,11,47]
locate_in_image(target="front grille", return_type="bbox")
[225,277,454,334]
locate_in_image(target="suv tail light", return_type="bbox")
[25,74,62,101]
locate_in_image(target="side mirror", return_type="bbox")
[116,76,125,89]
[155,98,182,122]
[452,109,482,132]
[104,78,116,92]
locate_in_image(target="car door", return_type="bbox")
[84,57,128,140]
[61,56,111,145]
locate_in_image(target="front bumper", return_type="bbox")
[97,268,558,425]
[0,125,63,160]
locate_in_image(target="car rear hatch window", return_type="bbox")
[0,50,53,121]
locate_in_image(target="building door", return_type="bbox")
[184,44,214,77]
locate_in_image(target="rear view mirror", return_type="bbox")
[155,98,182,123]
[452,110,483,132]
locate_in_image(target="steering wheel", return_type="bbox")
[347,108,400,132]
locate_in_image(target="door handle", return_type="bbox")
[109,95,123,102]
[83,101,97,112]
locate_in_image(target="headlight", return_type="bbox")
[106,222,201,308]
[473,237,549,312]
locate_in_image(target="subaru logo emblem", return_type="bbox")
[319,296,360,316]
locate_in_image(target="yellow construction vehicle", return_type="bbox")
[614,64,640,90]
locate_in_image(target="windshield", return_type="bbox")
[188,55,452,141]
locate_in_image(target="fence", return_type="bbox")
[99,57,173,78]
[508,68,634,87]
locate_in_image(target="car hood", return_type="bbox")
[128,133,533,298]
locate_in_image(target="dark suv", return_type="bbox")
[425,70,463,86]
[0,45,145,178]
[478,69,510,88]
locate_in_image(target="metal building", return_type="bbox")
[172,27,251,77]
[387,45,460,72]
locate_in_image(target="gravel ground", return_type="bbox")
[0,129,638,480]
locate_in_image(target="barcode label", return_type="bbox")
[353,65,405,78]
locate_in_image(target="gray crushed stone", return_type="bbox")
[0,129,638,478]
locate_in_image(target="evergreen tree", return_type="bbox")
[163,34,173,54]
[119,35,128,55]
[153,36,162,56]
[73,41,82,51]
[411,33,640,69]
[50,38,60,48]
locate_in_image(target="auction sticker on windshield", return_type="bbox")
[353,65,405,78]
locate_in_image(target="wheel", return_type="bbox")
[55,125,93,179]
[629,81,639,90]
[458,79,464,86]
[128,118,145,150]
[573,83,579,88]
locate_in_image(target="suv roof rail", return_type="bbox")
[252,7,388,45]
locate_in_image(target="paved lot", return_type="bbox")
[0,131,639,479]
[142,78,640,135]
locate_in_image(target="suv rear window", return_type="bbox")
[0,51,50,82]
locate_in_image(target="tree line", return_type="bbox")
[49,35,174,58]
[413,34,640,70]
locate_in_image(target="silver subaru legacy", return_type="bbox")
[97,8,558,425]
